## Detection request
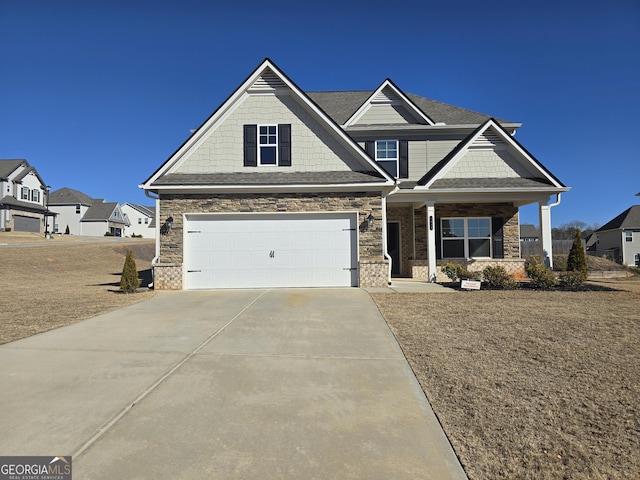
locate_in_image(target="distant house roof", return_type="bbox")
[124,203,155,217]
[597,205,640,231]
[82,202,128,225]
[0,159,27,180]
[306,91,513,126]
[0,195,47,213]
[49,187,96,206]
[520,224,539,239]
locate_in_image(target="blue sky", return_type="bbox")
[1,0,638,227]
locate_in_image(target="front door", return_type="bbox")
[387,222,401,276]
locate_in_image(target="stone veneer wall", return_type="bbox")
[153,192,388,289]
[409,202,521,281]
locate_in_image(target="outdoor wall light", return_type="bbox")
[160,216,174,235]
[366,212,375,229]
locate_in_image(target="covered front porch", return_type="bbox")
[383,193,562,283]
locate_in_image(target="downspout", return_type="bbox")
[145,189,160,288]
[382,186,399,286]
[549,192,562,209]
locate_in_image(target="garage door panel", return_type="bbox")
[184,213,357,289]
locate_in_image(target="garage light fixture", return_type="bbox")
[366,212,375,229]
[160,216,174,235]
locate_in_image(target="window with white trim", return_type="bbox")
[31,189,40,202]
[625,231,633,242]
[441,218,492,258]
[138,218,142,224]
[76,204,81,214]
[21,187,29,200]
[259,125,278,165]
[375,140,398,177]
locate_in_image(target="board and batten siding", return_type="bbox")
[172,93,363,174]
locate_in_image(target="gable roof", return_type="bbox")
[141,58,394,191]
[123,203,155,217]
[340,79,435,127]
[520,224,539,238]
[597,205,640,231]
[49,187,96,206]
[307,91,515,127]
[0,159,27,180]
[416,118,567,190]
[82,202,128,225]
[0,195,47,213]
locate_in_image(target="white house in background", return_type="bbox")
[595,205,640,267]
[48,187,129,236]
[0,159,54,233]
[122,203,156,238]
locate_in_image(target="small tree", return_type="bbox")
[64,225,70,235]
[120,250,141,293]
[566,229,588,281]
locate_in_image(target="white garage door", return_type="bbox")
[184,213,358,289]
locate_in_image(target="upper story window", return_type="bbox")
[375,140,398,177]
[21,186,29,200]
[365,139,408,179]
[31,189,40,202]
[76,204,81,214]
[138,218,142,224]
[243,124,291,167]
[259,125,278,165]
[441,217,492,258]
[625,231,633,242]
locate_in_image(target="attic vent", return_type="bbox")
[372,87,400,104]
[471,131,506,150]
[249,69,286,92]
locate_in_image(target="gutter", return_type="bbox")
[144,189,160,289]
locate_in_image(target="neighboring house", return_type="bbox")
[0,159,54,233]
[122,203,156,238]
[520,224,539,242]
[141,59,569,290]
[48,187,129,236]
[594,206,640,267]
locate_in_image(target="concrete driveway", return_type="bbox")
[0,289,466,479]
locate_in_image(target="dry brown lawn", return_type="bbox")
[0,232,155,344]
[372,279,640,480]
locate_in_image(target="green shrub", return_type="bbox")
[131,233,142,238]
[104,231,114,236]
[525,257,558,289]
[482,265,518,289]
[441,263,481,281]
[120,250,141,293]
[441,263,464,281]
[566,229,588,282]
[559,270,587,289]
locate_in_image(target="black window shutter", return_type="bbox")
[243,124,257,167]
[435,217,442,260]
[278,124,291,166]
[492,217,505,259]
[365,141,375,158]
[399,140,408,178]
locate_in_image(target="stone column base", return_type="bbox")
[153,263,182,290]
[359,259,389,288]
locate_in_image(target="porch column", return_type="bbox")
[538,201,553,268]
[426,202,437,282]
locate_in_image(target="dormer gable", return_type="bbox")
[417,118,565,189]
[343,80,435,127]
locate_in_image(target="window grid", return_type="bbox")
[441,218,492,259]
[625,231,633,242]
[259,125,277,165]
[375,140,399,177]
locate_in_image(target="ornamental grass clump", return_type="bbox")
[120,249,141,293]
[482,265,518,289]
[524,257,557,289]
